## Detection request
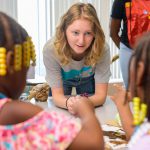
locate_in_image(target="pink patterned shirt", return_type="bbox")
[0,98,81,150]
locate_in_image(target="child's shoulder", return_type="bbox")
[0,99,42,124]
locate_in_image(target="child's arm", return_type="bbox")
[116,101,134,140]
[67,96,104,150]
[110,85,134,140]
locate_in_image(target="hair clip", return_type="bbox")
[133,97,147,126]
[0,47,7,76]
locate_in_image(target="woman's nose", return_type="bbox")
[78,34,85,44]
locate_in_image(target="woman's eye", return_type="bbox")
[85,32,91,36]
[72,31,79,35]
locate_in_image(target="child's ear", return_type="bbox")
[6,51,14,74]
[136,61,144,86]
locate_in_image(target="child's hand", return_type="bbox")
[67,95,94,118]
[109,84,131,107]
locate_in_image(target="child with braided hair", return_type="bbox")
[110,32,150,150]
[0,12,104,150]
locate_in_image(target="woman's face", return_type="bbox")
[66,18,94,57]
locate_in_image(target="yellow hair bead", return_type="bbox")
[0,47,6,53]
[23,41,30,67]
[0,47,7,76]
[0,59,5,64]
[14,44,22,71]
[133,97,148,126]
[0,36,36,75]
[26,41,31,67]
[139,104,147,123]
[133,97,140,125]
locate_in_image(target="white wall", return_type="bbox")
[0,0,17,19]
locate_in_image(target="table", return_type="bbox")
[30,96,118,124]
[26,78,46,86]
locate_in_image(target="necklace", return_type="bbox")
[0,92,7,99]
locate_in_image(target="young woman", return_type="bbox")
[43,2,111,109]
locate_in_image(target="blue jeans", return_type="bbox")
[120,42,133,89]
[49,74,95,96]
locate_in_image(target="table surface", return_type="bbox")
[30,96,118,125]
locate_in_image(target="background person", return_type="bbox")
[110,0,132,89]
[110,0,150,89]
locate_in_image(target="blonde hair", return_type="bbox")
[54,2,105,66]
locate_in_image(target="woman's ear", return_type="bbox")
[136,61,144,86]
[6,51,14,74]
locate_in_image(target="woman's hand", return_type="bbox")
[67,95,94,118]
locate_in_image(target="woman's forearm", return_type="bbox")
[89,83,108,107]
[89,94,106,107]
[53,95,68,109]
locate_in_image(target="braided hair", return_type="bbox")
[128,32,150,121]
[0,12,28,51]
[0,12,36,73]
